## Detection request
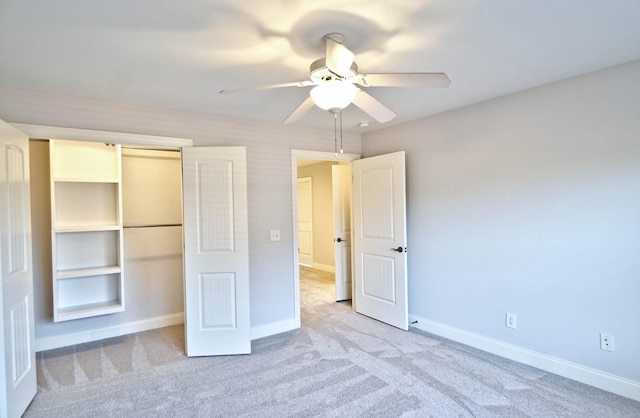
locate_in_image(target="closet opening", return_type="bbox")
[29,137,185,350]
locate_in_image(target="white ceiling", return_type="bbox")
[1,0,640,133]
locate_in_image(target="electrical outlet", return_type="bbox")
[505,313,517,329]
[269,230,281,242]
[600,333,614,352]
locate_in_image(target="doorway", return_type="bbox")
[291,149,359,328]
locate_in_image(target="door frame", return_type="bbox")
[291,149,359,328]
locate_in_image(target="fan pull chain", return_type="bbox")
[334,112,338,156]
[340,111,344,154]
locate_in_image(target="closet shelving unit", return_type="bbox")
[49,139,125,322]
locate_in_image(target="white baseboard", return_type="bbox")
[35,313,300,352]
[251,318,298,341]
[409,314,640,402]
[311,262,335,273]
[35,313,185,352]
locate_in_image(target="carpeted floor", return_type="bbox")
[24,266,640,417]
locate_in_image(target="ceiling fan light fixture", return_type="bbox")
[310,81,357,112]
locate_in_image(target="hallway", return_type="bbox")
[300,265,352,321]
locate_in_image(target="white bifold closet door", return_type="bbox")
[182,146,251,356]
[0,119,37,418]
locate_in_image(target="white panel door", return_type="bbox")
[332,165,352,301]
[353,151,408,330]
[297,177,313,266]
[182,146,250,356]
[0,120,37,417]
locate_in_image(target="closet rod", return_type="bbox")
[123,224,182,229]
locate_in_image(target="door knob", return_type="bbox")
[391,246,404,252]
[336,237,346,243]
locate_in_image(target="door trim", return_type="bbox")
[291,149,360,328]
[11,123,193,148]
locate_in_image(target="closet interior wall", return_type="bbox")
[121,147,183,319]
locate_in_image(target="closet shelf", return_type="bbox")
[56,266,121,280]
[54,225,120,233]
[56,300,124,322]
[52,177,119,183]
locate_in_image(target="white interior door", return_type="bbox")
[352,151,408,330]
[332,164,352,301]
[297,177,313,266]
[182,146,250,356]
[0,120,37,417]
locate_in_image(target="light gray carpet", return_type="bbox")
[25,267,640,417]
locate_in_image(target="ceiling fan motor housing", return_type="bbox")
[310,58,358,82]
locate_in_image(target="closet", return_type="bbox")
[46,139,182,323]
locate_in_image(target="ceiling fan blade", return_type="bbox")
[325,37,355,77]
[219,80,315,94]
[357,73,451,88]
[351,89,396,123]
[284,96,316,124]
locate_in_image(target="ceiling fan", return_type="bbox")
[219,33,450,124]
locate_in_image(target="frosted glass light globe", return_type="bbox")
[310,81,357,112]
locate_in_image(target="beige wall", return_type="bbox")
[29,140,54,326]
[298,161,337,270]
